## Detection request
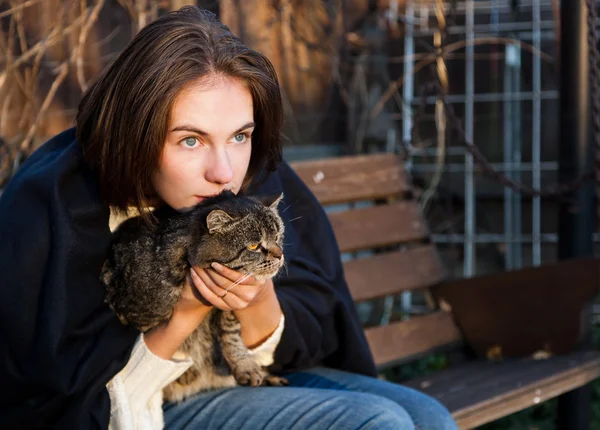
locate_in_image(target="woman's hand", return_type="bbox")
[174,270,215,316]
[144,271,213,360]
[189,263,271,311]
[191,263,283,348]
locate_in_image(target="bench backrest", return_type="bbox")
[290,153,462,368]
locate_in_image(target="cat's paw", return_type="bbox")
[176,367,200,386]
[233,363,264,386]
[262,374,289,386]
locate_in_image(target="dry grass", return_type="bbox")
[0,0,175,188]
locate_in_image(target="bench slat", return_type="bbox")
[290,153,409,205]
[344,245,446,301]
[365,311,461,367]
[329,201,428,253]
[405,350,600,429]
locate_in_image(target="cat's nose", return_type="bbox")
[270,243,283,260]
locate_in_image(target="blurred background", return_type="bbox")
[0,1,598,427]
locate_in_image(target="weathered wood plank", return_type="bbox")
[404,350,600,430]
[344,245,446,301]
[290,153,410,205]
[329,201,428,253]
[365,311,461,367]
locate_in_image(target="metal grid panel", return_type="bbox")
[401,0,598,277]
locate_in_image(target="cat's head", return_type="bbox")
[188,191,285,280]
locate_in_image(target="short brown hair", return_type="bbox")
[77,6,283,214]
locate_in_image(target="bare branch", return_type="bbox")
[0,0,44,20]
[0,89,14,137]
[20,62,69,153]
[0,10,87,81]
[76,0,106,92]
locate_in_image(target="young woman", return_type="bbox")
[0,7,458,430]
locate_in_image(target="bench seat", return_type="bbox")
[405,350,600,429]
[290,153,600,429]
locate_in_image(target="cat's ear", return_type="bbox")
[257,192,284,209]
[206,210,234,233]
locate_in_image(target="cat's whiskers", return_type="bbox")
[281,199,299,214]
[224,272,252,293]
[280,260,289,277]
[288,216,303,223]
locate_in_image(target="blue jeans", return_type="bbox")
[163,367,457,429]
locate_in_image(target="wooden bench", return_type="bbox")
[290,152,600,430]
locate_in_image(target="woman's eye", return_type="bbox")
[233,133,247,144]
[182,137,199,148]
[247,243,259,250]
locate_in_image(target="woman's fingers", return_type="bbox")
[211,262,255,285]
[204,268,255,302]
[190,268,226,308]
[191,267,247,310]
[186,271,212,306]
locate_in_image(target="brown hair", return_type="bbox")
[77,6,283,215]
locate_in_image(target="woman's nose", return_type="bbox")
[206,150,234,185]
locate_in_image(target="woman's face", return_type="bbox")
[152,75,254,211]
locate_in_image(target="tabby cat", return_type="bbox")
[102,190,287,402]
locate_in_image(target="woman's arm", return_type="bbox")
[144,308,210,358]
[144,271,213,359]
[233,280,282,348]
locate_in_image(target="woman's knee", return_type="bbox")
[323,392,414,430]
[406,391,457,430]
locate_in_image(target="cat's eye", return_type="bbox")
[247,243,259,250]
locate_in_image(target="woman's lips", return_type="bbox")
[195,189,232,203]
[195,193,220,203]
